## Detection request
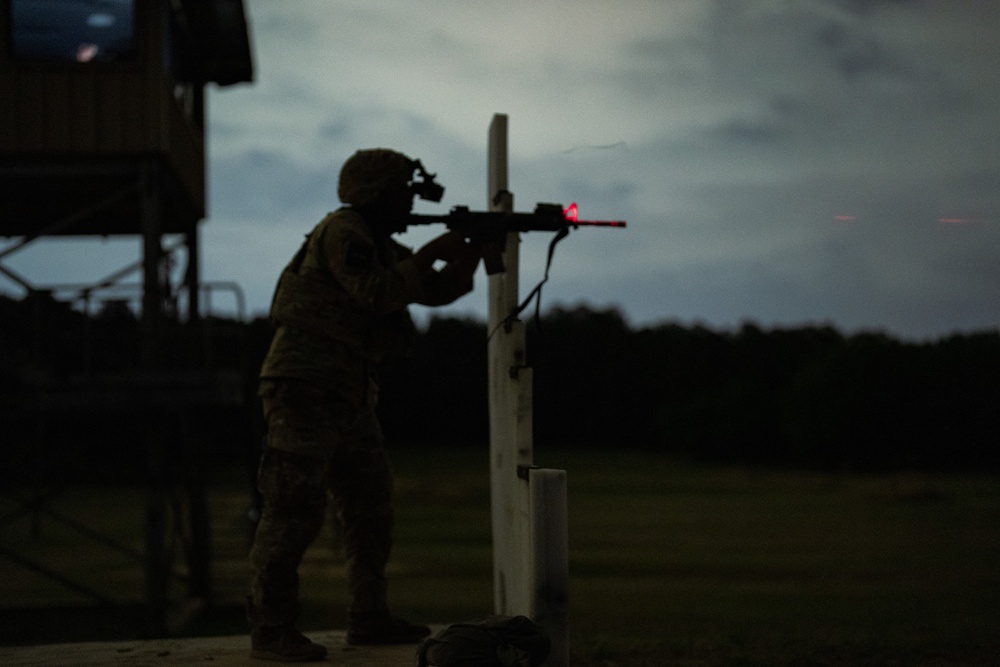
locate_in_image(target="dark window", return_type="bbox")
[10,0,136,63]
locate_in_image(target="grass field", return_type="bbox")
[2,446,998,665]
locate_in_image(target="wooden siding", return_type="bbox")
[2,68,142,154]
[0,0,208,224]
[0,67,204,215]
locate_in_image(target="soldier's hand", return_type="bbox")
[439,243,481,288]
[447,242,481,276]
[413,231,472,271]
[416,243,482,306]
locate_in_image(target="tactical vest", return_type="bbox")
[269,212,417,362]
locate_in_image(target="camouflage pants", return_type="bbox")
[248,379,394,627]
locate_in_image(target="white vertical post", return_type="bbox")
[487,113,533,616]
[530,469,569,667]
[487,113,569,667]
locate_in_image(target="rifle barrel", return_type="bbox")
[406,210,627,228]
[573,220,627,228]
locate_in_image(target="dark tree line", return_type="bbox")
[3,292,998,473]
[376,307,1000,472]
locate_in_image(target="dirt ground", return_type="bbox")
[0,628,444,666]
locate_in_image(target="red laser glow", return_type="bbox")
[563,202,578,222]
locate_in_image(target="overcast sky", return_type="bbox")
[6,0,999,341]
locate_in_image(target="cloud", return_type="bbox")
[10,1,996,342]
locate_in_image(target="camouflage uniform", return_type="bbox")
[249,200,463,633]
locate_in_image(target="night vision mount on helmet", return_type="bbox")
[409,159,444,203]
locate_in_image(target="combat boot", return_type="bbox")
[347,610,431,645]
[251,623,328,662]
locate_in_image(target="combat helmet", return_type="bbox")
[338,149,444,207]
[338,149,415,207]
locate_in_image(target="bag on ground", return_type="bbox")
[416,615,551,667]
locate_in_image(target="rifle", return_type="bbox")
[406,200,627,328]
[406,201,627,275]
